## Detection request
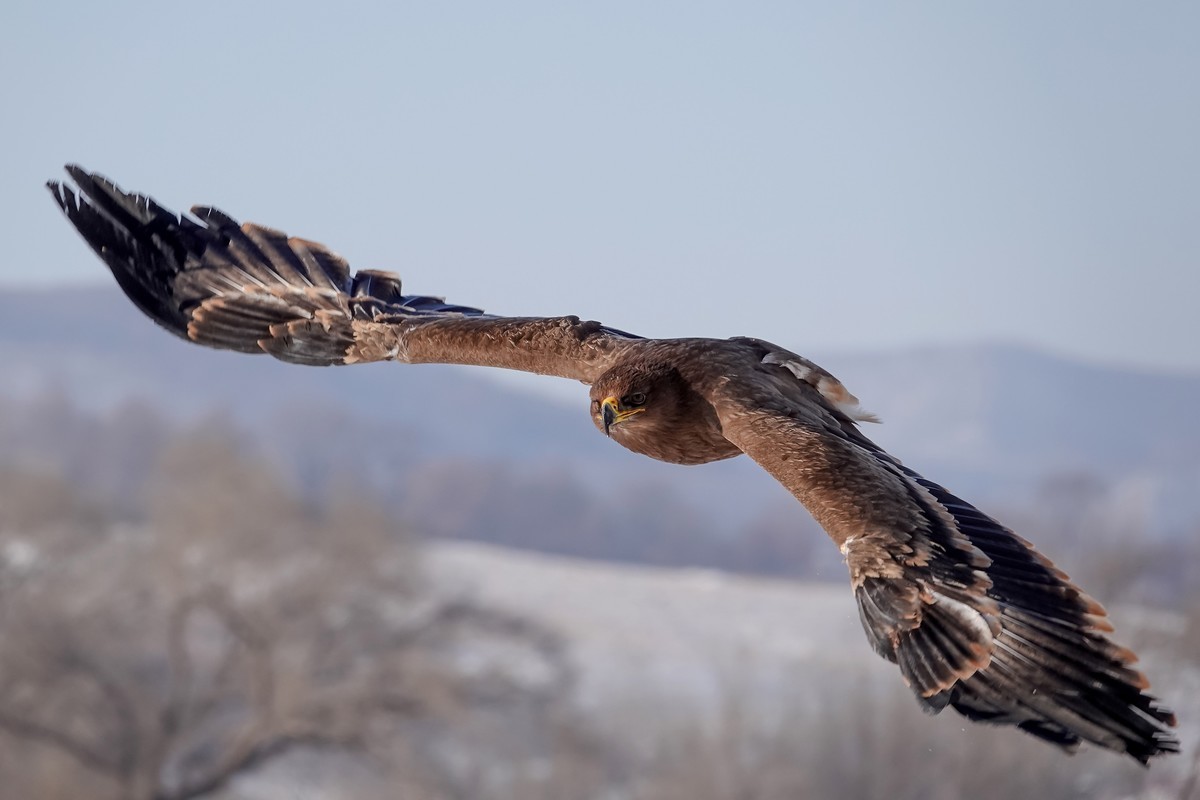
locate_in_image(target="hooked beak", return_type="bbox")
[601,396,643,436]
[601,397,618,436]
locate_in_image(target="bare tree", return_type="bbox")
[0,428,576,800]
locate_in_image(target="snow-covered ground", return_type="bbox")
[429,540,1198,738]
[230,542,1198,799]
[430,541,902,712]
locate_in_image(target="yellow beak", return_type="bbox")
[601,396,644,436]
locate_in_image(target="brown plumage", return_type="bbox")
[47,166,1178,762]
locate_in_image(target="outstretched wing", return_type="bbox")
[709,371,1178,763]
[47,166,637,382]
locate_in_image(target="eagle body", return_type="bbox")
[48,166,1178,763]
[589,340,747,465]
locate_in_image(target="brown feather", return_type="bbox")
[708,360,1177,762]
[48,166,1179,763]
[48,167,637,378]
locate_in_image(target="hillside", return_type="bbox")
[1,284,1196,550]
[427,539,1197,788]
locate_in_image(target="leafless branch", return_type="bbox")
[0,709,119,776]
[69,653,141,777]
[155,730,362,800]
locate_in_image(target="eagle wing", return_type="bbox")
[708,360,1178,762]
[47,166,637,382]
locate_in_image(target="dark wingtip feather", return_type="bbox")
[46,178,67,203]
[859,459,1181,763]
[49,165,196,337]
[50,166,638,370]
[925,481,1181,762]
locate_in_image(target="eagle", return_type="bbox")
[47,165,1178,762]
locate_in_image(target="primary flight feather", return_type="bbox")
[47,166,1178,762]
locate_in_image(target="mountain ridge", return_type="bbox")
[1,284,1195,538]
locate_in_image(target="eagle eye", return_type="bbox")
[624,392,647,407]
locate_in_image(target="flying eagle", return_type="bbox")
[47,166,1178,762]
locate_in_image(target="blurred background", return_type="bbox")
[2,2,1198,798]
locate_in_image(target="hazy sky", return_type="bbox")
[3,2,1197,373]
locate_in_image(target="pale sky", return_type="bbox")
[3,2,1197,373]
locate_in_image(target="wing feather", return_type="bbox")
[48,166,636,383]
[50,166,1179,762]
[710,383,1177,762]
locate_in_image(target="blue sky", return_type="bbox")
[3,2,1197,373]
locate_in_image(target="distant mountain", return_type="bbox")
[824,344,1200,532]
[1,285,1196,544]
